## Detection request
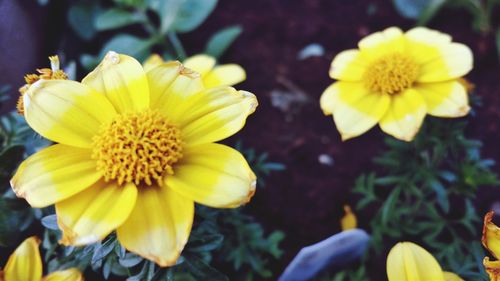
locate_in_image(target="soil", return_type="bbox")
[2,0,500,279]
[181,0,500,278]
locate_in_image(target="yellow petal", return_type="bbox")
[179,87,258,146]
[167,143,256,208]
[358,27,405,59]
[42,268,83,281]
[203,64,246,87]
[116,185,194,267]
[24,80,116,148]
[386,242,445,281]
[483,211,500,259]
[56,181,137,246]
[416,80,470,117]
[146,61,205,124]
[11,144,100,208]
[320,82,390,140]
[82,51,149,113]
[183,54,216,76]
[484,257,500,281]
[4,236,42,281]
[443,271,464,281]
[143,54,165,72]
[341,205,357,231]
[379,89,427,141]
[329,49,366,81]
[405,28,473,83]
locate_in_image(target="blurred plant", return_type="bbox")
[351,115,496,280]
[67,0,242,70]
[393,0,500,59]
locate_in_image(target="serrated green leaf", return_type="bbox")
[205,25,243,58]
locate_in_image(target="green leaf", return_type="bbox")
[183,255,229,281]
[381,187,401,225]
[170,0,218,33]
[148,0,184,34]
[41,215,59,230]
[205,25,243,58]
[430,179,450,213]
[67,1,100,40]
[99,34,154,61]
[416,0,447,25]
[95,8,146,31]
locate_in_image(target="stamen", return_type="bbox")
[92,110,183,186]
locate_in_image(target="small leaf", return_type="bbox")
[381,187,401,225]
[119,253,143,267]
[99,34,154,61]
[95,8,146,31]
[41,214,59,230]
[68,1,100,40]
[205,25,243,59]
[430,179,449,213]
[170,0,218,33]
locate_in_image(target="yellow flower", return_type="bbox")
[17,55,68,115]
[386,242,463,281]
[144,53,246,88]
[11,51,258,266]
[320,27,473,141]
[340,205,357,231]
[0,236,83,281]
[482,211,500,280]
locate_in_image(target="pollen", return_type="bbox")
[92,110,183,187]
[363,53,419,95]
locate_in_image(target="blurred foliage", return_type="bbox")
[393,0,500,60]
[348,115,496,280]
[65,0,243,70]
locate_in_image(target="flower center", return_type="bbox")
[363,53,419,95]
[92,110,183,186]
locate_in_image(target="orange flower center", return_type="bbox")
[92,110,183,186]
[363,53,419,95]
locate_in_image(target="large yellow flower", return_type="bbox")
[144,54,246,88]
[320,27,473,141]
[11,51,258,266]
[386,242,463,281]
[482,211,500,280]
[0,236,83,281]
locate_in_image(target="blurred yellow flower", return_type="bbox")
[321,27,473,141]
[386,242,463,281]
[482,211,500,280]
[11,51,257,266]
[0,236,83,281]
[144,53,246,88]
[340,205,357,231]
[17,55,68,115]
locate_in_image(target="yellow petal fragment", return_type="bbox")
[484,257,500,281]
[386,242,445,281]
[404,28,473,83]
[329,49,366,81]
[183,54,216,76]
[11,144,100,208]
[379,89,427,141]
[4,236,42,281]
[167,143,256,208]
[443,272,464,281]
[42,268,84,281]
[483,211,500,260]
[146,61,205,123]
[416,80,470,117]
[358,27,405,59]
[203,64,246,87]
[341,205,357,231]
[24,80,116,148]
[180,87,258,146]
[117,186,194,267]
[143,54,165,72]
[320,82,390,140]
[82,51,149,113]
[56,181,137,246]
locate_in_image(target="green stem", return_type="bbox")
[167,32,187,60]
